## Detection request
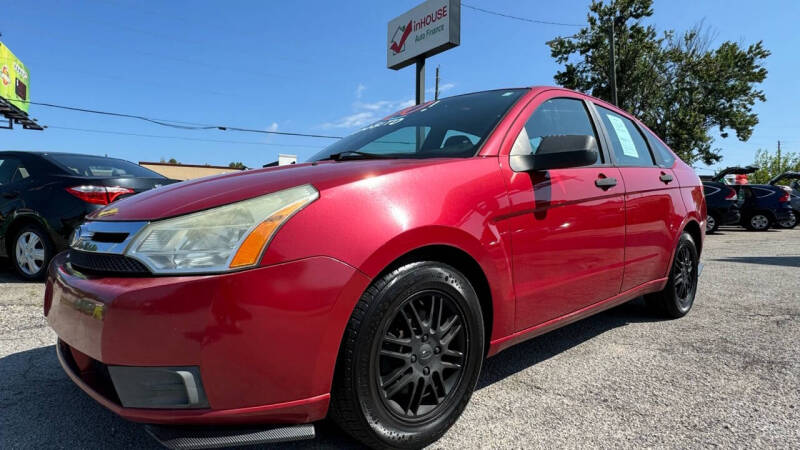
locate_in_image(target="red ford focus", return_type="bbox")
[45,87,705,449]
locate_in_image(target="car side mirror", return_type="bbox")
[510,135,599,172]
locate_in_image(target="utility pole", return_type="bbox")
[608,20,618,107]
[778,140,782,172]
[435,65,440,101]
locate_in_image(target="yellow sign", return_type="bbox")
[0,41,30,113]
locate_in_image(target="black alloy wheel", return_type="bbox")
[331,261,484,449]
[672,244,695,312]
[645,232,699,319]
[375,290,467,421]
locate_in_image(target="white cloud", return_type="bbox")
[426,82,455,94]
[355,83,367,99]
[323,98,414,129]
[323,112,376,129]
[267,122,279,132]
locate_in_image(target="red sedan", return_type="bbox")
[45,87,705,449]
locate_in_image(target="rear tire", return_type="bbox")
[645,232,698,319]
[706,212,720,234]
[10,223,54,281]
[330,261,484,449]
[743,212,770,231]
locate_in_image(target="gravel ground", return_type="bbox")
[1,227,798,449]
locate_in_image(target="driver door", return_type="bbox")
[498,93,626,331]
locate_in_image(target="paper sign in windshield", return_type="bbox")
[607,115,639,158]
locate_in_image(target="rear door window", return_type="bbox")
[596,106,655,166]
[0,157,31,185]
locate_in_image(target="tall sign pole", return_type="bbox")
[387,0,460,106]
[416,58,426,105]
[608,19,618,107]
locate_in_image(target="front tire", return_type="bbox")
[10,224,54,281]
[330,262,484,449]
[645,232,699,319]
[744,212,770,231]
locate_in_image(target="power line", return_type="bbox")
[21,100,344,139]
[46,126,325,149]
[462,2,583,27]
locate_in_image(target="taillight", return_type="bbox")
[66,185,135,205]
[725,188,737,200]
[779,189,791,203]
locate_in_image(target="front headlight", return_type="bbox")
[125,184,318,274]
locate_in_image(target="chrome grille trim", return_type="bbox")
[70,221,148,255]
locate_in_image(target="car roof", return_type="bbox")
[0,150,133,162]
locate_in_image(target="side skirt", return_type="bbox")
[487,278,667,357]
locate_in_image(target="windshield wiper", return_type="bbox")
[323,151,399,161]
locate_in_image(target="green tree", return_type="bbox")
[547,0,769,165]
[750,147,800,184]
[228,161,246,169]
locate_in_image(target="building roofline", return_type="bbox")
[139,161,245,170]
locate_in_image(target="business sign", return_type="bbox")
[0,42,30,113]
[387,0,460,70]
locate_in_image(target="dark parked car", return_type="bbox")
[0,151,177,279]
[768,171,800,228]
[700,175,739,233]
[706,166,793,231]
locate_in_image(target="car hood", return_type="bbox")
[88,159,453,221]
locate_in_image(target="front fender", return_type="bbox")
[357,224,516,347]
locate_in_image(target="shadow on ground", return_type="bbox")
[0,299,659,449]
[711,256,800,268]
[0,258,41,284]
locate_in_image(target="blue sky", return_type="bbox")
[2,0,798,174]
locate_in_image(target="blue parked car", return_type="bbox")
[701,175,740,234]
[707,166,793,231]
[768,171,800,229]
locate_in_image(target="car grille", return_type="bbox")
[68,250,151,275]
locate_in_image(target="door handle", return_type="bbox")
[2,191,19,199]
[595,175,617,190]
[659,172,674,183]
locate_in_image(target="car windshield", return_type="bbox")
[45,154,165,178]
[309,89,528,162]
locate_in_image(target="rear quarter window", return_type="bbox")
[45,154,164,178]
[644,130,677,167]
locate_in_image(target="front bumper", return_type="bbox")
[45,252,370,425]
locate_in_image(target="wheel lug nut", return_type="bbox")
[411,355,417,363]
[423,367,430,375]
[434,347,440,354]
[422,334,428,342]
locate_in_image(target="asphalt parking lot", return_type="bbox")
[1,227,798,449]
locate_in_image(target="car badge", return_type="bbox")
[97,207,119,218]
